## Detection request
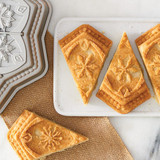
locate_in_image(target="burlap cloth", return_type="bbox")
[1,32,133,160]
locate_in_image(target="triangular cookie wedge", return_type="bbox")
[59,24,112,104]
[97,32,151,114]
[136,24,160,103]
[7,110,88,160]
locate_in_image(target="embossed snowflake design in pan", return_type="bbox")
[0,3,15,31]
[0,2,29,76]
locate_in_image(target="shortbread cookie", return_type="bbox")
[7,110,88,160]
[136,24,160,103]
[59,24,112,104]
[97,32,151,114]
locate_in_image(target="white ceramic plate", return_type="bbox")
[54,17,160,117]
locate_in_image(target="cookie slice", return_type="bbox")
[7,110,88,160]
[97,32,151,114]
[59,24,112,104]
[136,24,160,104]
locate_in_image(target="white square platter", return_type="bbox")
[54,17,160,117]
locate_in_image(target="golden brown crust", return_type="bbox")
[7,110,88,160]
[135,24,160,46]
[136,24,160,104]
[59,24,112,48]
[96,88,151,114]
[97,32,151,114]
[59,24,112,104]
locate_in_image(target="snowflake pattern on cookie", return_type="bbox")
[74,55,99,78]
[39,126,63,150]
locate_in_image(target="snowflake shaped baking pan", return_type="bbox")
[0,0,52,113]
